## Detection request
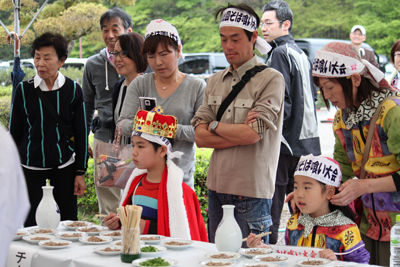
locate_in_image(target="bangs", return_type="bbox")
[141,35,178,56]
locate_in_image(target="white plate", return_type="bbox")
[199,260,236,266]
[297,258,331,266]
[56,231,87,241]
[140,235,166,244]
[132,257,178,267]
[14,230,29,241]
[38,239,72,249]
[79,235,113,245]
[99,230,122,240]
[140,245,167,256]
[61,221,93,230]
[240,247,273,258]
[253,254,289,263]
[245,263,279,267]
[94,245,122,256]
[23,234,55,244]
[76,226,106,235]
[160,239,192,249]
[29,228,57,235]
[205,251,241,260]
[111,240,145,247]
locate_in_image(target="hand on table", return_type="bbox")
[319,249,337,261]
[104,212,120,230]
[246,233,269,248]
[74,175,87,197]
[330,178,366,206]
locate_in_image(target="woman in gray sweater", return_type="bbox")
[117,19,205,189]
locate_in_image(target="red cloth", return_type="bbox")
[121,167,208,242]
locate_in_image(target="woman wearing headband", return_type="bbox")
[312,41,400,266]
[105,110,208,241]
[116,19,205,190]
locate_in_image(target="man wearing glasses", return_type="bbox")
[349,25,379,68]
[81,8,132,224]
[261,0,321,244]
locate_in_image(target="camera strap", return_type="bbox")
[216,65,267,121]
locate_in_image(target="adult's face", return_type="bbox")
[113,41,138,77]
[34,46,65,84]
[147,42,179,79]
[349,29,366,46]
[102,17,131,51]
[318,77,360,110]
[394,51,400,72]
[261,10,287,43]
[220,26,256,70]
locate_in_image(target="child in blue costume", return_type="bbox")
[247,155,369,263]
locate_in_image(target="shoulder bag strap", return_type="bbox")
[216,65,267,121]
[359,95,399,179]
[34,84,74,140]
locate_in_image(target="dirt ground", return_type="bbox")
[276,202,291,245]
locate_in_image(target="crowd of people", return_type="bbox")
[2,0,400,266]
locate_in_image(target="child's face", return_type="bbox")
[293,175,334,218]
[131,136,165,170]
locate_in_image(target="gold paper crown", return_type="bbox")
[133,107,178,139]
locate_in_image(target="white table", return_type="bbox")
[6,225,374,267]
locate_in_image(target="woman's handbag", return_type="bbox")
[351,96,399,225]
[94,124,134,189]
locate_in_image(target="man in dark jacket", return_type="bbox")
[261,0,321,244]
[349,25,379,68]
[82,8,132,223]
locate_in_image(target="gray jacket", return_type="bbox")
[82,48,121,142]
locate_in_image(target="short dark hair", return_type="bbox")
[117,33,148,73]
[100,8,132,31]
[30,32,68,60]
[313,76,385,111]
[263,0,293,32]
[214,3,260,43]
[151,138,175,160]
[390,39,400,64]
[141,35,179,56]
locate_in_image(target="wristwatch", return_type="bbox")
[210,121,219,134]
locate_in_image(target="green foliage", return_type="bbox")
[194,147,212,225]
[0,95,11,128]
[77,134,100,224]
[0,85,12,97]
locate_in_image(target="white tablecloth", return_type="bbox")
[6,224,375,267]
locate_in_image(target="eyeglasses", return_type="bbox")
[260,21,283,28]
[110,50,128,59]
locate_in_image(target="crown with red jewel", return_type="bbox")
[133,107,178,139]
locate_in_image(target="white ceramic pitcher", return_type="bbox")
[35,181,60,229]
[215,204,242,252]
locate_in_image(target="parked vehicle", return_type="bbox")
[294,38,384,72]
[0,60,10,70]
[9,57,87,70]
[178,53,265,79]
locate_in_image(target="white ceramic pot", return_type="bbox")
[215,204,242,252]
[35,186,60,229]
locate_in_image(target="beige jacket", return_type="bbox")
[191,55,285,199]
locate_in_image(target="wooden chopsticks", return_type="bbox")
[242,231,271,242]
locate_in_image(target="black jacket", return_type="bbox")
[266,34,321,157]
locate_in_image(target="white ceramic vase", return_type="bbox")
[215,204,242,252]
[35,186,60,229]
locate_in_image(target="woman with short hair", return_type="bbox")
[9,32,88,226]
[117,19,205,189]
[389,39,400,89]
[111,32,148,143]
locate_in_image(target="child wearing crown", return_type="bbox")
[246,155,370,263]
[105,109,208,242]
